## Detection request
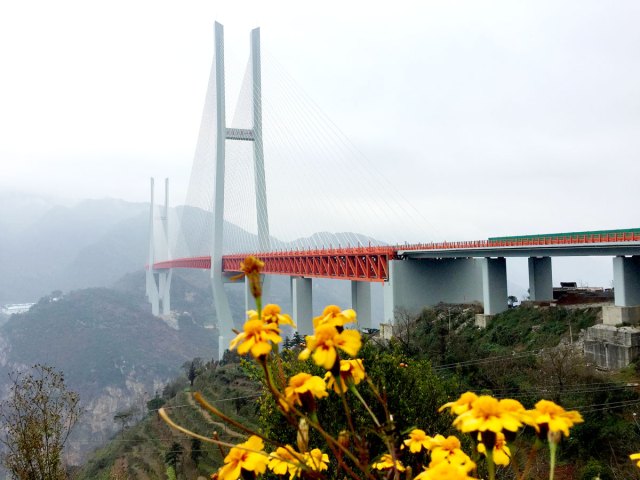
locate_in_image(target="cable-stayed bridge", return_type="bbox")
[145,23,640,358]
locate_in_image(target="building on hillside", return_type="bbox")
[1,303,35,315]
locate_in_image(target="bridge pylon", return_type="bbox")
[146,177,172,316]
[210,22,271,360]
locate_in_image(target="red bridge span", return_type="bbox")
[151,229,640,282]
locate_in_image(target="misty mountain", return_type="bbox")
[0,191,385,306]
[173,205,382,257]
[0,191,76,232]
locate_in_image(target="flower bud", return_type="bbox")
[297,418,309,453]
[547,429,562,445]
[338,430,350,449]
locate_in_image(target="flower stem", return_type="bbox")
[518,439,541,480]
[256,296,262,320]
[339,388,356,436]
[549,440,557,480]
[349,385,381,428]
[486,448,496,480]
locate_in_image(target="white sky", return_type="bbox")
[1,0,639,254]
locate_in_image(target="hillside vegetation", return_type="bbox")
[0,286,219,463]
[77,357,260,480]
[79,304,640,479]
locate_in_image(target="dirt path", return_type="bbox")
[186,393,245,439]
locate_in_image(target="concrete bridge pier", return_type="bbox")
[604,256,640,324]
[382,258,484,325]
[147,270,172,316]
[146,272,160,316]
[528,256,553,301]
[158,269,172,316]
[291,276,313,335]
[480,257,508,316]
[351,281,372,329]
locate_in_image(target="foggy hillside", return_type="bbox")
[0,194,148,303]
[0,191,384,306]
[0,190,384,464]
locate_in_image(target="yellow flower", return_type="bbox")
[313,305,357,329]
[371,453,405,472]
[229,319,281,358]
[324,359,366,393]
[403,428,433,453]
[500,398,526,416]
[268,445,302,479]
[414,461,477,480]
[298,324,361,370]
[304,448,329,472]
[477,431,511,466]
[217,435,268,480]
[525,399,583,437]
[281,373,328,412]
[630,452,640,468]
[427,435,475,473]
[430,435,463,462]
[439,392,478,415]
[452,395,524,434]
[250,304,296,329]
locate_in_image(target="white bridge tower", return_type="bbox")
[212,22,270,359]
[146,23,270,361]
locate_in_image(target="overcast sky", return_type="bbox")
[1,0,639,256]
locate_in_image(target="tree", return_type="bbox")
[189,438,202,466]
[146,395,166,413]
[165,442,183,476]
[113,407,137,434]
[182,358,203,387]
[0,364,81,480]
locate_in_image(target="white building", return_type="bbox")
[1,303,35,315]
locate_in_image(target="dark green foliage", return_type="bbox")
[580,459,612,480]
[190,438,203,465]
[164,442,183,470]
[147,396,166,412]
[398,304,640,478]
[183,358,204,387]
[257,338,455,472]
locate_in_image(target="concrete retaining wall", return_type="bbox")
[584,324,640,369]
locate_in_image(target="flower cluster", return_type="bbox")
[399,430,475,479]
[214,259,365,479]
[438,391,584,478]
[158,256,640,480]
[298,306,361,370]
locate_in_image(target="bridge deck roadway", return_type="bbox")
[400,241,640,259]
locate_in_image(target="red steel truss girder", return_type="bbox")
[221,247,398,282]
[151,256,211,270]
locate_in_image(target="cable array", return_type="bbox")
[160,39,446,262]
